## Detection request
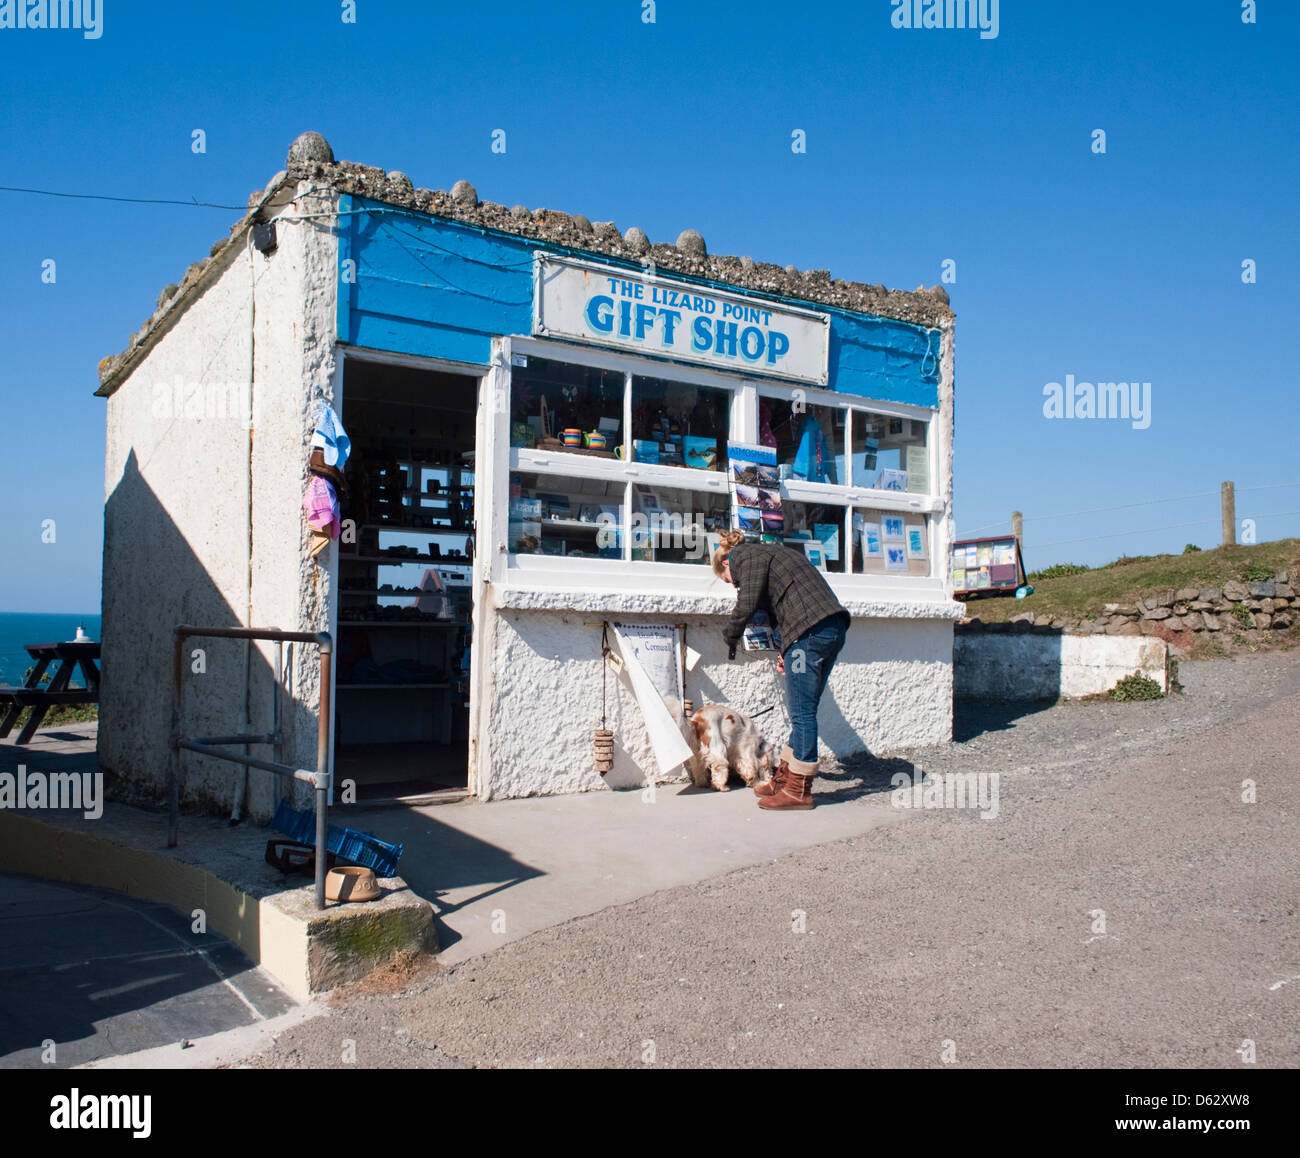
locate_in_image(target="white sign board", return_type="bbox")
[611,624,692,776]
[534,254,830,384]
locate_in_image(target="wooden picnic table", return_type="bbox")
[0,640,101,745]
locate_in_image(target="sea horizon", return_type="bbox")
[0,612,103,687]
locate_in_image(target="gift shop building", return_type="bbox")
[95,133,962,813]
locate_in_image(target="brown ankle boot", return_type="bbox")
[754,762,788,797]
[758,764,816,811]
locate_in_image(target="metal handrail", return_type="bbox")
[169,625,334,909]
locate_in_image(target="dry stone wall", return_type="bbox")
[958,570,1295,641]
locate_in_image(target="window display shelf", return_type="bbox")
[359,519,471,534]
[337,621,459,628]
[340,553,471,565]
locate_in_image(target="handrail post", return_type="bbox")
[314,633,333,910]
[168,626,189,848]
[169,625,335,908]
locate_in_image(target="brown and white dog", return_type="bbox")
[686,704,779,792]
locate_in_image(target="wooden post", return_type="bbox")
[1222,482,1235,547]
[1011,510,1023,551]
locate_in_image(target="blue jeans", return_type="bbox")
[783,613,849,763]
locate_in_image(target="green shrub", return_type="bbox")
[1242,563,1273,581]
[1230,603,1253,627]
[1183,543,1201,554]
[1110,672,1164,701]
[1027,562,1091,581]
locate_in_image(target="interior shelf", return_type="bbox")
[337,621,459,628]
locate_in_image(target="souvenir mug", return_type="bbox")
[563,428,583,447]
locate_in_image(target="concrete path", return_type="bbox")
[0,873,298,1068]
[364,778,910,965]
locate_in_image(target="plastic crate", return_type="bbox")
[272,800,404,877]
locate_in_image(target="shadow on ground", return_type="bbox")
[952,698,1057,743]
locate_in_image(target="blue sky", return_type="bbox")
[1,0,1295,612]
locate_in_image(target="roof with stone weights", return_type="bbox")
[95,131,953,398]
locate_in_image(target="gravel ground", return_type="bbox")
[240,650,1300,1069]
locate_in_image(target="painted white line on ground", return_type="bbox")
[97,893,268,1022]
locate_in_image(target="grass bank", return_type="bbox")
[961,538,1299,624]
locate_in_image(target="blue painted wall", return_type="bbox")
[337,196,940,408]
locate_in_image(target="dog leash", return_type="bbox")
[748,704,777,720]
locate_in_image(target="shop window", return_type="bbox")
[629,483,731,565]
[849,410,928,493]
[630,375,729,470]
[852,509,931,577]
[509,472,623,559]
[759,398,846,485]
[782,501,848,573]
[509,356,624,456]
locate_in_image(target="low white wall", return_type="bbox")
[954,633,1168,700]
[478,602,955,799]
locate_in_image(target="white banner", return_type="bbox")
[535,254,829,384]
[612,624,692,776]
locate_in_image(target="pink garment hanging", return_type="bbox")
[303,475,341,539]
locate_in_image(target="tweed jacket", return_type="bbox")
[722,543,849,656]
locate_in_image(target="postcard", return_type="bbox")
[905,445,928,493]
[882,515,905,541]
[814,523,840,562]
[803,541,827,571]
[906,526,927,559]
[878,468,907,492]
[681,435,718,470]
[862,523,882,557]
[884,544,908,572]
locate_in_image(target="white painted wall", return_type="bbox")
[478,597,956,800]
[100,184,338,819]
[953,633,1168,700]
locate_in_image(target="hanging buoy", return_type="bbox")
[682,699,693,720]
[595,621,617,775]
[593,728,615,775]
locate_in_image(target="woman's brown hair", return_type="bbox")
[711,529,746,578]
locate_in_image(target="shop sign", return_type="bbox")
[534,254,829,384]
